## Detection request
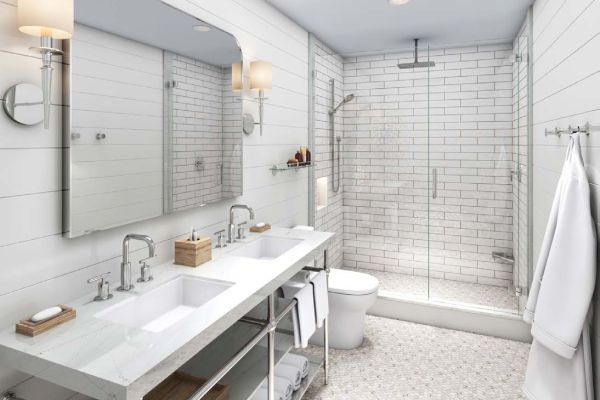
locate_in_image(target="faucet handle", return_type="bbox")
[214,229,226,248]
[87,272,113,302]
[137,261,153,283]
[236,221,247,240]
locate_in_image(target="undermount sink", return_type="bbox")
[231,236,303,260]
[95,275,233,332]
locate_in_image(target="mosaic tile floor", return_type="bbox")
[350,268,519,311]
[303,316,530,400]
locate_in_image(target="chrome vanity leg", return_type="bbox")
[323,249,329,385]
[267,294,276,400]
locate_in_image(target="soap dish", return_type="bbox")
[16,305,76,337]
[249,223,271,233]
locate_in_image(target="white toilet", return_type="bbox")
[310,268,380,349]
[293,225,380,349]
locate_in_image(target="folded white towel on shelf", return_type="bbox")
[251,387,285,400]
[281,353,310,379]
[260,375,293,400]
[310,271,329,328]
[275,363,302,390]
[281,281,316,348]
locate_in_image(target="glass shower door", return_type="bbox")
[427,40,529,313]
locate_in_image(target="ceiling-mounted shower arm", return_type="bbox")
[413,38,419,64]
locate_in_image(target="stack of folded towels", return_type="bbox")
[251,353,310,400]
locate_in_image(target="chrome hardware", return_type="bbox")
[236,221,247,240]
[194,158,204,171]
[214,230,226,248]
[492,252,515,265]
[96,132,106,140]
[71,132,80,140]
[432,168,438,199]
[1,392,25,400]
[166,80,177,89]
[118,234,156,292]
[511,164,523,183]
[137,258,154,283]
[228,204,255,243]
[87,272,113,302]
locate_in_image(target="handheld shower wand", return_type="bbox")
[329,79,355,193]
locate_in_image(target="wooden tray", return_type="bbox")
[16,305,76,337]
[249,224,271,233]
[144,371,229,400]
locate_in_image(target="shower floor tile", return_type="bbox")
[303,315,529,400]
[350,268,519,311]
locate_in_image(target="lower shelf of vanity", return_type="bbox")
[164,302,324,400]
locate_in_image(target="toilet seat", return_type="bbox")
[327,268,379,296]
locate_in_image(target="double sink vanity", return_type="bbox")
[0,227,334,400]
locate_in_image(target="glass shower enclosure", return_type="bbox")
[309,23,532,315]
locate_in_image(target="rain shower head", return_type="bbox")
[331,93,355,113]
[397,39,436,69]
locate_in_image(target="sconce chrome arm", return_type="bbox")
[32,36,63,129]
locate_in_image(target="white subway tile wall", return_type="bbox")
[341,44,517,288]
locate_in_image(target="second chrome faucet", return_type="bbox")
[118,233,156,292]
[228,204,254,243]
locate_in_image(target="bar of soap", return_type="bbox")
[255,222,266,228]
[31,306,63,322]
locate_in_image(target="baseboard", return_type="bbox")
[369,291,533,343]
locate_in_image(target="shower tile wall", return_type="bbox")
[342,44,516,287]
[169,53,225,210]
[313,37,344,269]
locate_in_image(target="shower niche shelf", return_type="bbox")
[270,163,315,175]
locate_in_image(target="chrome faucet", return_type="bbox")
[118,234,156,291]
[228,204,254,243]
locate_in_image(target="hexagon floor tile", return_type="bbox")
[302,316,529,400]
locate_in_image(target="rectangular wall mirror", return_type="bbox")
[63,0,243,238]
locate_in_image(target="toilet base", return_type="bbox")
[310,312,367,349]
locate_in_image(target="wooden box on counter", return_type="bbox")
[174,237,212,267]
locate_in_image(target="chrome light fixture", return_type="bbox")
[17,0,73,129]
[250,61,272,136]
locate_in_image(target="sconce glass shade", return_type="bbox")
[250,61,272,91]
[231,62,242,91]
[18,0,74,39]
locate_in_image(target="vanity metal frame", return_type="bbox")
[188,249,330,400]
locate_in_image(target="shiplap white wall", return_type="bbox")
[530,0,600,393]
[0,0,309,397]
[69,24,164,236]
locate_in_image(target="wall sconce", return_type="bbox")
[17,0,73,129]
[250,61,272,136]
[231,62,242,91]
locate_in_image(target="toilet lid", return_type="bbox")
[328,268,379,296]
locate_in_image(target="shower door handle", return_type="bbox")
[432,168,437,199]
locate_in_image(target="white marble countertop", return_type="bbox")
[0,227,334,400]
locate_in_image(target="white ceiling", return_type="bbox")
[266,0,533,56]
[76,0,241,66]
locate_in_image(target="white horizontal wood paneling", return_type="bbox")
[0,0,309,397]
[68,24,164,236]
[531,0,600,395]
